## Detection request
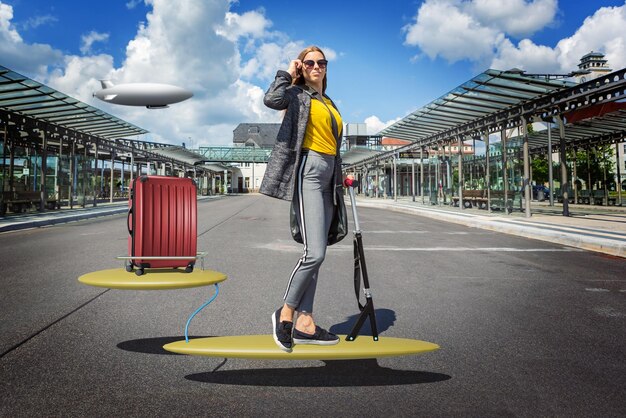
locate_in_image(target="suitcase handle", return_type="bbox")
[127,208,133,235]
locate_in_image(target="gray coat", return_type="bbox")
[260,70,343,202]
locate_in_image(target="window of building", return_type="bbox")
[248,126,259,134]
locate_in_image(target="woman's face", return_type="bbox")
[301,50,326,86]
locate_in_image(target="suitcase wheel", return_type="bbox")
[135,268,145,276]
[185,264,194,273]
[125,261,133,273]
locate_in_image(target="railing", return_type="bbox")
[198,147,272,163]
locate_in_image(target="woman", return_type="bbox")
[260,46,343,352]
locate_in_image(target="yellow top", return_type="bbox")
[302,97,342,155]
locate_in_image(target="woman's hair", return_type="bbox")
[293,45,327,93]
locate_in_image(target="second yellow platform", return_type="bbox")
[78,268,227,290]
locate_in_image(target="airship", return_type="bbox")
[93,80,193,109]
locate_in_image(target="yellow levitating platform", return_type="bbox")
[78,268,227,290]
[163,335,439,360]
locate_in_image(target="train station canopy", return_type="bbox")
[147,145,209,166]
[379,69,575,144]
[343,67,626,168]
[0,65,147,139]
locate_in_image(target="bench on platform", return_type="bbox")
[451,189,522,212]
[451,189,487,208]
[490,190,523,212]
[0,191,60,215]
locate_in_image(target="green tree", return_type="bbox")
[572,146,615,190]
[531,155,549,184]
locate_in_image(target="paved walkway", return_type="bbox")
[351,195,626,258]
[1,193,625,258]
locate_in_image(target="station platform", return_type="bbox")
[1,193,624,258]
[352,195,626,258]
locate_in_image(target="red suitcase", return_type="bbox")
[126,175,197,276]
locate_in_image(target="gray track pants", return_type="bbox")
[284,150,335,313]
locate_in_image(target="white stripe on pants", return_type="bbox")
[284,150,335,313]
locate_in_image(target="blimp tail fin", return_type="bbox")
[100,80,114,89]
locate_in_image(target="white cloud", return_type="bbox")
[403,0,558,64]
[491,38,561,73]
[405,0,626,76]
[364,115,402,135]
[553,4,626,72]
[492,3,626,73]
[80,31,110,55]
[21,14,58,30]
[240,41,304,81]
[0,2,63,78]
[126,0,143,9]
[215,10,272,42]
[404,0,501,62]
[466,0,557,37]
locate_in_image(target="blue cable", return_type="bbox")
[185,283,219,343]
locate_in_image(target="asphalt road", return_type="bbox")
[1,195,624,417]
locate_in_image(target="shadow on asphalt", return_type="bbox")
[117,336,214,355]
[185,361,451,387]
[329,308,397,336]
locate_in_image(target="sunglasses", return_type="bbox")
[302,59,328,69]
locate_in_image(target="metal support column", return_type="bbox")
[603,147,608,205]
[1,125,7,197]
[109,153,114,204]
[555,116,569,216]
[69,141,75,209]
[616,143,623,206]
[420,147,425,204]
[435,147,440,206]
[521,116,531,218]
[82,143,87,208]
[391,154,398,202]
[39,129,47,212]
[458,136,463,210]
[411,158,415,202]
[587,147,595,205]
[375,163,379,199]
[484,131,491,212]
[502,129,509,214]
[547,121,554,206]
[130,151,134,184]
[572,149,578,204]
[93,141,98,207]
[428,155,432,204]
[57,136,63,206]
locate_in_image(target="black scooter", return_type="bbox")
[344,178,379,342]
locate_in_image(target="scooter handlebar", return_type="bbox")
[343,178,359,188]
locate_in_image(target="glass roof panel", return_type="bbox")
[0,65,147,138]
[380,69,576,141]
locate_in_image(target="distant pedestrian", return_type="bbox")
[261,45,342,352]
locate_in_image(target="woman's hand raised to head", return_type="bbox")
[287,59,302,80]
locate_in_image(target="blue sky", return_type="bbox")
[1,0,625,147]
